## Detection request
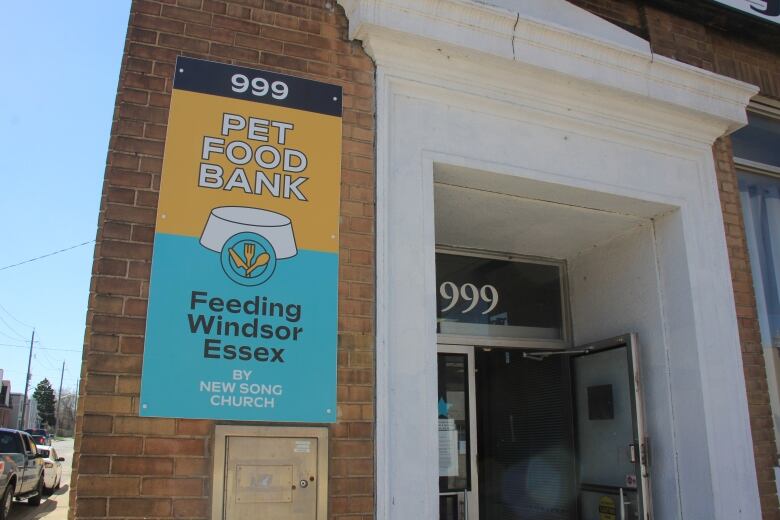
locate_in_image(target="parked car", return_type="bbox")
[0,428,44,519]
[23,430,50,446]
[34,445,63,494]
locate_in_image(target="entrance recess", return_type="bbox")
[438,335,650,520]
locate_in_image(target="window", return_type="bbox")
[734,105,780,348]
[0,431,23,453]
[22,433,37,455]
[435,251,566,342]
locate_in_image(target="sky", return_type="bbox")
[0,1,132,397]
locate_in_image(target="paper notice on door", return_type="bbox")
[438,418,459,477]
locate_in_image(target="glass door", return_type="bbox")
[438,346,479,520]
[476,348,576,520]
[572,334,651,520]
[438,335,650,520]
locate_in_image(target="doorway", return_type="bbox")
[438,336,649,520]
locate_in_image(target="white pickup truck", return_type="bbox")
[0,428,44,519]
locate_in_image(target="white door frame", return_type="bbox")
[437,344,480,520]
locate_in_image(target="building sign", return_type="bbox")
[712,0,779,22]
[140,57,342,422]
[436,253,564,340]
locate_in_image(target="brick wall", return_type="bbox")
[714,136,780,519]
[71,1,375,518]
[568,1,780,518]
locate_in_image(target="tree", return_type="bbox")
[32,379,56,428]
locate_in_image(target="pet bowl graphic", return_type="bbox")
[200,206,297,286]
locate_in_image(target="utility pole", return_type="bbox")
[54,361,64,438]
[19,328,34,429]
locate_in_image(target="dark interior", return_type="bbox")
[476,350,577,520]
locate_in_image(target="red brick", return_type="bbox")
[76,497,107,516]
[94,277,142,297]
[101,240,153,260]
[159,33,210,53]
[120,336,145,354]
[114,416,175,435]
[103,221,133,239]
[124,297,148,316]
[108,498,171,516]
[82,415,113,434]
[114,136,165,156]
[87,353,143,374]
[91,294,124,315]
[81,436,143,456]
[128,261,152,279]
[131,224,155,243]
[95,257,130,279]
[140,477,204,496]
[261,52,308,72]
[128,27,157,45]
[117,375,141,394]
[172,498,209,517]
[132,0,162,15]
[124,71,167,91]
[235,33,284,52]
[145,438,206,456]
[174,458,210,476]
[79,456,111,474]
[112,457,174,475]
[212,14,260,34]
[176,419,212,436]
[161,5,212,25]
[209,42,258,61]
[106,168,153,189]
[92,314,145,334]
[133,13,185,33]
[85,374,116,393]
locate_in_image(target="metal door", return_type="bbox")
[212,426,328,520]
[571,334,651,520]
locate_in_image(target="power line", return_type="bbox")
[0,239,95,272]
[34,352,58,372]
[0,314,27,341]
[39,344,83,353]
[0,302,34,329]
[0,343,82,353]
[0,329,28,343]
[35,337,60,363]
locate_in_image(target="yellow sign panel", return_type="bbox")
[157,90,341,252]
[599,496,616,520]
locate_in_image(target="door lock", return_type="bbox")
[299,479,309,488]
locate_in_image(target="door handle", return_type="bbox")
[628,443,637,464]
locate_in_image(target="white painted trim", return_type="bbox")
[373,67,391,520]
[339,0,758,136]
